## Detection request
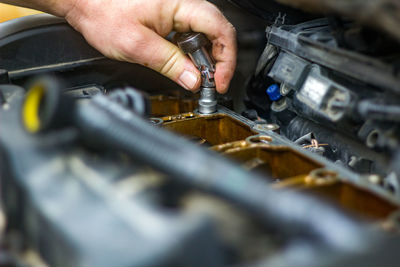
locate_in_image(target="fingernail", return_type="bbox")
[178,70,199,90]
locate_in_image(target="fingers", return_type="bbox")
[174,0,237,94]
[65,0,235,94]
[119,26,201,92]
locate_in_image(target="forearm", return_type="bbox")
[0,0,76,17]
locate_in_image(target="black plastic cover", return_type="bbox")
[227,0,314,24]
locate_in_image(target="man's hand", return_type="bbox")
[1,0,236,92]
[54,0,236,93]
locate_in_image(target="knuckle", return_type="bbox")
[202,1,223,18]
[158,49,181,77]
[228,23,237,37]
[203,1,220,12]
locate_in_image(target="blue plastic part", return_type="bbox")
[266,84,282,101]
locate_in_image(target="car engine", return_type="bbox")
[1,0,400,266]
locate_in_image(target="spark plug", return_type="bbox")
[175,32,217,114]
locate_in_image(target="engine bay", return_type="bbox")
[1,1,400,266]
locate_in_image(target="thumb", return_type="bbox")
[124,26,201,91]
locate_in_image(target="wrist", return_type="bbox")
[51,0,79,17]
[64,0,93,32]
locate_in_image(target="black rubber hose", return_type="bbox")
[358,100,400,121]
[73,94,373,252]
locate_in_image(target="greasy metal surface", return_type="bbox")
[211,139,397,219]
[162,113,257,146]
[306,182,397,220]
[155,104,400,222]
[150,95,198,117]
[214,141,322,179]
[273,169,397,220]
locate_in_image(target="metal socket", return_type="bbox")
[175,32,217,114]
[174,32,210,54]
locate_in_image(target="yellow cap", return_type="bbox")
[22,85,45,133]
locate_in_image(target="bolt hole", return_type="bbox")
[306,169,338,185]
[247,135,272,144]
[366,130,379,148]
[388,184,396,194]
[314,170,337,179]
[149,118,163,125]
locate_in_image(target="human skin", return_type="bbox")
[1,0,237,93]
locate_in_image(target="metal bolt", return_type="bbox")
[280,83,291,96]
